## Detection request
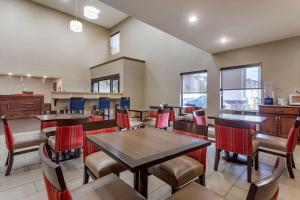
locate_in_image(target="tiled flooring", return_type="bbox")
[0,131,300,200]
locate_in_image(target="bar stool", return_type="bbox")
[98,97,110,119]
[70,97,85,114]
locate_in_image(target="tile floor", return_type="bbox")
[0,131,300,200]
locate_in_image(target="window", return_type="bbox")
[110,32,120,55]
[220,64,262,110]
[181,70,207,108]
[91,74,120,94]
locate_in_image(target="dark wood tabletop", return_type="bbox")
[35,114,91,122]
[87,127,211,171]
[129,108,157,112]
[208,113,268,124]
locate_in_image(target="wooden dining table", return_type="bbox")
[87,127,211,198]
[35,113,91,122]
[128,108,157,121]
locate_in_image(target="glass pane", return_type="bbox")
[93,82,99,93]
[110,33,120,55]
[182,72,207,93]
[182,93,207,108]
[112,79,119,93]
[221,65,261,89]
[99,80,111,93]
[222,89,262,110]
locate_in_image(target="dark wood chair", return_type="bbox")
[214,118,259,183]
[116,108,143,130]
[39,143,145,200]
[82,120,125,184]
[168,158,285,200]
[149,121,208,193]
[193,110,207,126]
[256,117,300,178]
[144,109,170,130]
[47,118,89,163]
[1,115,47,176]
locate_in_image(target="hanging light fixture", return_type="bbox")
[84,6,100,19]
[70,0,82,32]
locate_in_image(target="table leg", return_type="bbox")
[140,111,143,122]
[138,169,148,198]
[134,171,140,191]
[179,108,182,116]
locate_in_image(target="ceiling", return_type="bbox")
[97,0,300,53]
[31,0,128,29]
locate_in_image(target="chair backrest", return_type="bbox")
[215,118,254,156]
[184,104,195,113]
[173,121,208,172]
[148,106,160,118]
[120,97,130,109]
[55,118,88,152]
[89,111,104,122]
[156,109,170,128]
[39,144,73,200]
[165,106,176,122]
[246,158,285,200]
[116,108,130,129]
[98,97,110,109]
[70,97,85,112]
[286,117,300,153]
[193,110,207,126]
[82,120,118,160]
[1,116,14,151]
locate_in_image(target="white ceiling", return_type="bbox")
[97,0,300,53]
[31,0,128,29]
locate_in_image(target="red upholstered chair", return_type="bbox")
[47,118,89,163]
[1,115,47,176]
[149,121,209,193]
[256,117,300,178]
[214,118,259,183]
[41,110,66,137]
[184,105,196,114]
[82,120,125,184]
[144,109,170,130]
[89,111,104,122]
[39,144,145,200]
[193,110,208,126]
[165,106,184,126]
[116,108,143,130]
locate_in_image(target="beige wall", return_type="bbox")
[110,18,220,115]
[213,36,300,100]
[0,75,54,103]
[0,0,110,97]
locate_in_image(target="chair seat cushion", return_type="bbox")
[252,139,259,154]
[14,131,47,150]
[71,174,144,200]
[208,127,215,139]
[42,127,56,137]
[175,115,184,121]
[167,182,225,200]
[256,133,287,152]
[143,119,156,127]
[85,151,125,178]
[149,155,203,189]
[182,114,193,122]
[130,119,144,128]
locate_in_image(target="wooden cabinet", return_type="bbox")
[259,105,300,138]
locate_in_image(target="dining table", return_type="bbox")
[208,113,268,164]
[86,127,211,198]
[35,113,91,122]
[129,108,157,121]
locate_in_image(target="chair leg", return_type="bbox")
[5,152,9,166]
[286,153,295,179]
[254,152,259,171]
[214,149,221,171]
[5,151,14,176]
[198,174,206,186]
[291,153,296,169]
[83,166,89,184]
[247,156,252,183]
[55,152,60,164]
[172,188,178,194]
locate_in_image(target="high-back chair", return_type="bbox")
[193,110,208,126]
[89,110,104,122]
[1,115,47,176]
[214,118,259,182]
[39,144,145,200]
[116,108,143,130]
[47,118,88,163]
[98,97,110,119]
[41,110,65,137]
[82,120,125,183]
[184,104,196,113]
[70,97,85,114]
[120,97,130,109]
[149,121,209,193]
[147,106,160,118]
[167,158,285,200]
[144,109,170,129]
[256,117,300,178]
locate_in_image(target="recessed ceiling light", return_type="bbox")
[43,75,47,78]
[8,72,12,76]
[84,6,101,19]
[70,20,83,32]
[188,15,198,23]
[220,37,229,44]
[27,74,31,77]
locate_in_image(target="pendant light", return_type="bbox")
[70,0,82,33]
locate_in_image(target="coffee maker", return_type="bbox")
[263,82,275,105]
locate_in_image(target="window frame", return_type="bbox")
[180,69,208,108]
[91,74,120,94]
[110,31,120,55]
[220,63,262,111]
